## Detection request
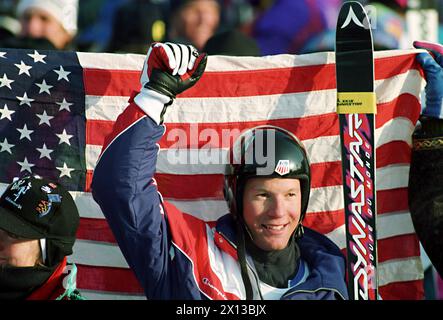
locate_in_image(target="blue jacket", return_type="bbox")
[91,99,349,300]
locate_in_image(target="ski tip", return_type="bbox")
[337,1,372,31]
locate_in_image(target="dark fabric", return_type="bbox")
[409,116,443,277]
[203,30,260,56]
[0,36,56,50]
[107,0,166,54]
[246,233,299,288]
[413,116,443,138]
[0,264,55,299]
[0,35,77,50]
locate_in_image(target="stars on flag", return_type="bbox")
[56,98,73,112]
[54,66,71,82]
[0,48,83,183]
[56,129,73,145]
[17,157,35,173]
[0,138,14,154]
[17,124,33,141]
[28,50,47,64]
[36,143,53,160]
[14,60,32,76]
[36,110,54,126]
[35,79,53,95]
[0,104,15,121]
[56,162,75,178]
[0,73,14,89]
[16,92,34,107]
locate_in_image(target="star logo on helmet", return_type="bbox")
[274,160,290,176]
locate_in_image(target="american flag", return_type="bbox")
[0,48,425,299]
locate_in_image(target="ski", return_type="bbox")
[335,1,378,300]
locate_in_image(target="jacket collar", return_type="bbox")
[291,228,349,299]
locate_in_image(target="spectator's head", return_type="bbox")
[16,0,78,49]
[169,0,221,50]
[203,29,260,56]
[0,175,80,268]
[108,1,166,54]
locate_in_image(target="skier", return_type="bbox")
[0,174,84,300]
[91,42,349,300]
[409,40,443,278]
[91,40,443,300]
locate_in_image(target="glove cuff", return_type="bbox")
[134,88,172,125]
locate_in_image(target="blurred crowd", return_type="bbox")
[0,0,441,56]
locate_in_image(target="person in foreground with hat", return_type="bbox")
[91,42,349,300]
[0,174,83,300]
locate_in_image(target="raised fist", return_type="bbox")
[140,42,207,99]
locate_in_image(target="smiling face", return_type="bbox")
[0,228,41,267]
[242,177,302,251]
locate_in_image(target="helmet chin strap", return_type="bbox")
[294,223,304,239]
[240,217,255,241]
[236,222,255,300]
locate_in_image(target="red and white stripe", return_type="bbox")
[66,49,426,299]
